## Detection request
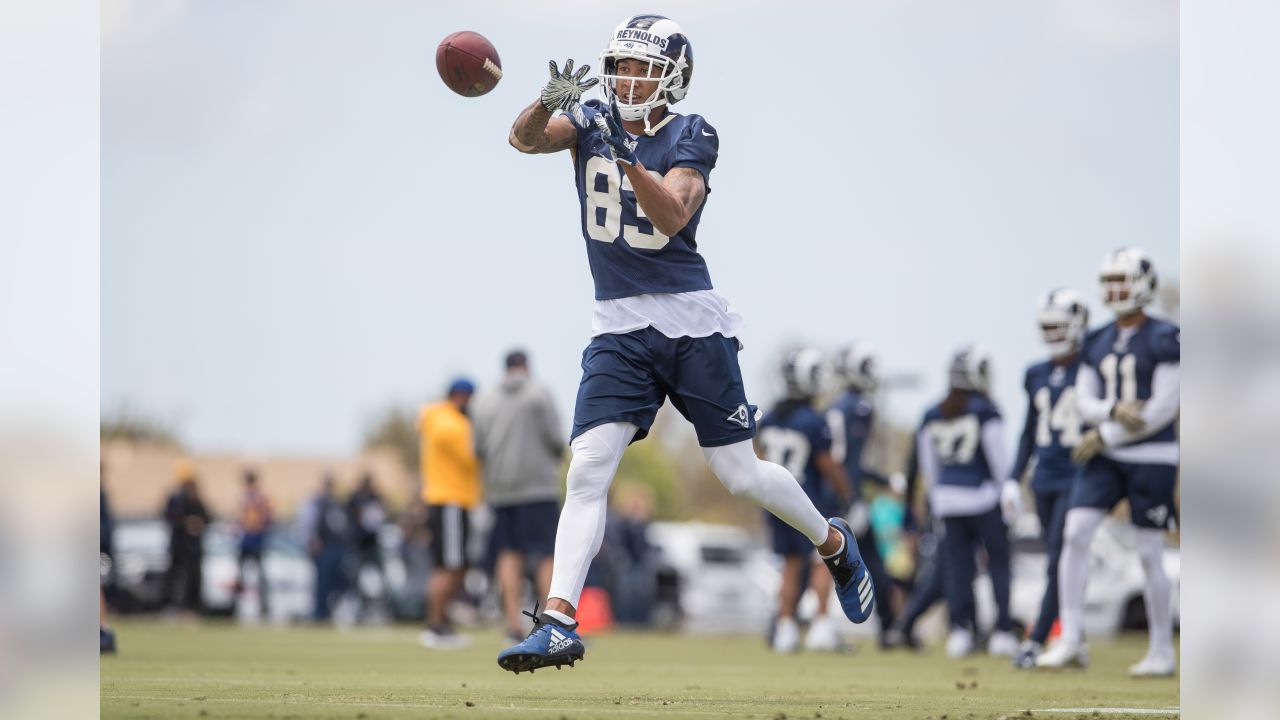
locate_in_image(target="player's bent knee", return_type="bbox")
[703,442,763,499]
[565,425,630,501]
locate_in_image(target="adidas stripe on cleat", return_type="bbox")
[497,605,586,674]
[823,517,875,624]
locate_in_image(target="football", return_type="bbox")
[436,31,502,97]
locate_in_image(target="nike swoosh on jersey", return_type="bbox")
[702,129,714,136]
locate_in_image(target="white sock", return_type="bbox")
[546,422,637,608]
[543,609,576,627]
[1134,527,1174,657]
[1057,507,1105,645]
[703,439,829,545]
[819,533,845,560]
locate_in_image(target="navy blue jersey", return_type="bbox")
[573,100,717,300]
[758,401,833,505]
[825,389,874,500]
[1012,358,1083,492]
[920,394,1001,488]
[1079,317,1180,445]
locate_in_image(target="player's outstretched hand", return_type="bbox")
[1071,428,1106,464]
[540,59,599,113]
[591,102,638,165]
[1110,400,1147,433]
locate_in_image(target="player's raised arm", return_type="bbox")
[591,108,706,236]
[509,59,597,154]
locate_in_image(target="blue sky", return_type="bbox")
[101,0,1178,455]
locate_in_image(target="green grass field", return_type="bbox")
[101,621,1177,720]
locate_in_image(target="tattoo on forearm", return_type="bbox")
[514,104,553,148]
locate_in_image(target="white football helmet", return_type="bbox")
[598,14,693,133]
[1036,288,1090,358]
[948,345,992,394]
[834,342,879,392]
[1099,247,1157,315]
[782,348,827,399]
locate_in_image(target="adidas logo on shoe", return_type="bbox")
[549,628,573,654]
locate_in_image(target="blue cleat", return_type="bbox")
[823,517,875,624]
[497,607,585,674]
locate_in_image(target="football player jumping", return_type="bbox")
[1006,290,1090,669]
[499,14,874,674]
[1036,249,1180,676]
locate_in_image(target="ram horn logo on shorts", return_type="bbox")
[727,404,751,429]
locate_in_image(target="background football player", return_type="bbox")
[917,346,1017,658]
[757,349,855,653]
[1005,290,1089,668]
[499,14,873,674]
[1037,249,1179,677]
[825,343,898,647]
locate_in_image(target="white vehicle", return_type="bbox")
[646,521,776,634]
[200,521,315,623]
[975,515,1180,637]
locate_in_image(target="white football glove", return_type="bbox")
[1000,480,1023,526]
[540,58,599,113]
[1110,399,1147,433]
[1071,428,1106,463]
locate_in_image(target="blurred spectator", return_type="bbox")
[299,473,348,622]
[471,350,566,641]
[234,469,273,617]
[397,499,431,620]
[100,462,117,654]
[610,484,657,626]
[161,461,210,614]
[100,461,115,586]
[346,471,389,620]
[417,378,479,649]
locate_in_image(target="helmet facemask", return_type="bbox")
[1036,289,1089,358]
[1098,248,1156,316]
[598,49,688,135]
[598,14,692,136]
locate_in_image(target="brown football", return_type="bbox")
[436,31,502,97]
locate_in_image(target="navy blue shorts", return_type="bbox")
[768,513,817,557]
[570,328,757,448]
[1070,455,1178,530]
[488,500,559,557]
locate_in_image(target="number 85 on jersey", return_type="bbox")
[583,155,670,250]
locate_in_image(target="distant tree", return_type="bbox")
[363,406,419,473]
[100,407,181,446]
[613,440,683,519]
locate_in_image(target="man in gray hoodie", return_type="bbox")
[472,350,567,641]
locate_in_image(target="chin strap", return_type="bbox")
[643,111,677,136]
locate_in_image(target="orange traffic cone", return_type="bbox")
[574,586,614,636]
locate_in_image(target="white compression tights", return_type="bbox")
[1057,507,1105,645]
[547,424,830,609]
[1134,526,1174,656]
[702,440,830,545]
[547,422,638,608]
[1058,507,1174,656]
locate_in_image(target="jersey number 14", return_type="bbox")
[1033,387,1082,448]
